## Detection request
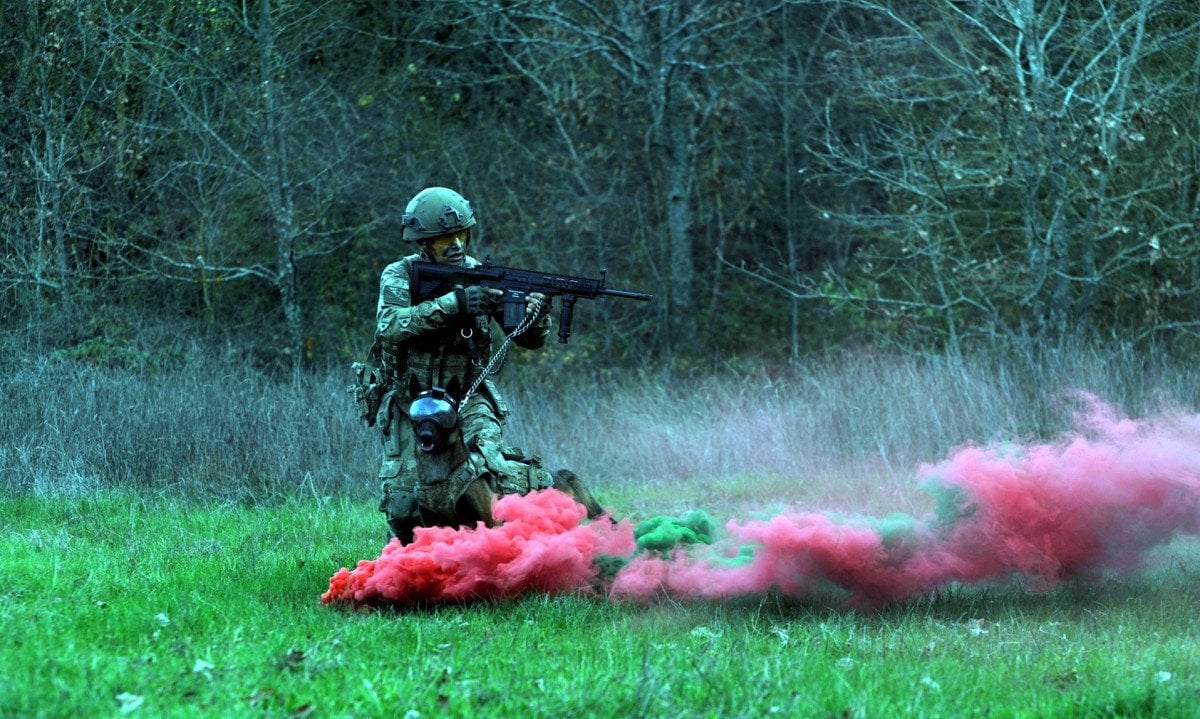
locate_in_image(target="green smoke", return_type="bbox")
[595,510,725,578]
[862,512,920,548]
[634,510,718,552]
[921,478,977,530]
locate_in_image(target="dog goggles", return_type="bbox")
[408,390,459,430]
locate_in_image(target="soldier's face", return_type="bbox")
[427,231,469,265]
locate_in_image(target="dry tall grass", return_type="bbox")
[4,335,1197,513]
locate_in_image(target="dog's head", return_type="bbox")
[408,389,461,453]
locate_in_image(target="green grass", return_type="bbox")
[3,494,1198,718]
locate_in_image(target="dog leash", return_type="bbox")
[460,308,538,407]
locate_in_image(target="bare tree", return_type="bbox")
[1,0,114,331]
[745,0,1200,349]
[115,0,367,374]
[461,0,792,355]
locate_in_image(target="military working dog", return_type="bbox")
[386,388,606,544]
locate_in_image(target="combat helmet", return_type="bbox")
[400,187,476,242]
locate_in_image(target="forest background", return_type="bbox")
[5,0,1200,375]
[5,7,1200,716]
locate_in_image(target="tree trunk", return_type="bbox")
[258,0,304,377]
[665,107,697,351]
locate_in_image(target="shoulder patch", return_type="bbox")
[382,284,409,307]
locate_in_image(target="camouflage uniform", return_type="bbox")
[374,252,556,536]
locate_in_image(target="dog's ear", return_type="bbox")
[445,377,462,402]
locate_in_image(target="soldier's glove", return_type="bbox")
[526,292,552,322]
[455,285,501,316]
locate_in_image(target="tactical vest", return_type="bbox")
[394,312,492,402]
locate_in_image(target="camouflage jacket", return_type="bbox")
[374,253,552,411]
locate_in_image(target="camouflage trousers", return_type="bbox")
[377,391,554,537]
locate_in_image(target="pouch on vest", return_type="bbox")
[351,360,390,427]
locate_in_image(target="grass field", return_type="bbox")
[5,341,1200,716]
[3,492,1198,719]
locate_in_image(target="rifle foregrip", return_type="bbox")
[558,295,576,343]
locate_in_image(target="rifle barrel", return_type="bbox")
[603,288,654,301]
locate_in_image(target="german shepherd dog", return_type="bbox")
[390,388,606,544]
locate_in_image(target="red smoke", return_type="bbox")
[325,397,1200,609]
[611,395,1200,606]
[322,489,634,606]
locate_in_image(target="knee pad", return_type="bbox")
[473,443,552,495]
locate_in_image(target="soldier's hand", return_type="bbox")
[526,292,551,320]
[455,286,502,316]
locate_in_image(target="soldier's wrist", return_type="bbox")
[442,290,463,315]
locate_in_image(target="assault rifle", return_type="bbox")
[410,259,652,343]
